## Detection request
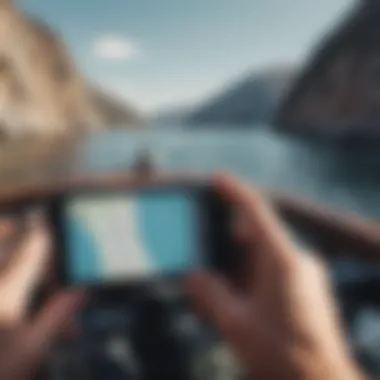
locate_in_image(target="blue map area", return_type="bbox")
[137,192,199,272]
[65,191,199,283]
[65,217,102,283]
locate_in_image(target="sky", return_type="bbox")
[18,0,355,112]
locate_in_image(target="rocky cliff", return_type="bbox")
[187,67,296,126]
[276,1,380,138]
[0,0,141,142]
[89,87,142,128]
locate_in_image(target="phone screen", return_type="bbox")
[62,190,204,285]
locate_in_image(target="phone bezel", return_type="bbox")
[48,181,234,290]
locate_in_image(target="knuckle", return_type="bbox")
[278,251,327,281]
[303,252,329,278]
[249,191,264,209]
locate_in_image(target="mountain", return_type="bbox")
[276,1,380,138]
[187,67,297,126]
[149,105,193,126]
[89,87,142,128]
[0,0,142,141]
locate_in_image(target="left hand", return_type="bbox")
[0,219,84,380]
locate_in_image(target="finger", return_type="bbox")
[233,209,254,246]
[63,314,81,340]
[0,222,51,324]
[186,273,246,337]
[27,290,86,355]
[0,218,15,240]
[0,218,17,270]
[186,272,264,371]
[214,173,297,261]
[187,273,273,375]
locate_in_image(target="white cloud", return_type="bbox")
[93,35,140,61]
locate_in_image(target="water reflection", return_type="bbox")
[68,129,380,221]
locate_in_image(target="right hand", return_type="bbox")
[188,173,366,380]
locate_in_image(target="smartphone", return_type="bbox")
[49,182,239,288]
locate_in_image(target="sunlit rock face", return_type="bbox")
[276,1,380,139]
[0,0,141,141]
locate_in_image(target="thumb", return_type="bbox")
[0,223,50,324]
[26,290,86,359]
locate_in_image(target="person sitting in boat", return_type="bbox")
[0,173,366,380]
[131,149,155,176]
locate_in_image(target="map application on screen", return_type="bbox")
[63,191,201,284]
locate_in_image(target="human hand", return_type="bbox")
[188,174,366,380]
[0,219,84,380]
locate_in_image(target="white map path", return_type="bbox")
[70,196,155,279]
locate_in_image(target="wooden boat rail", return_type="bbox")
[0,171,379,263]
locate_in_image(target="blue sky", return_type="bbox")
[19,0,354,111]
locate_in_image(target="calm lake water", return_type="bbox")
[75,128,380,222]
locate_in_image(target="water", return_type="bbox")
[75,127,380,221]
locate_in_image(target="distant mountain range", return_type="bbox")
[149,105,193,127]
[185,67,297,126]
